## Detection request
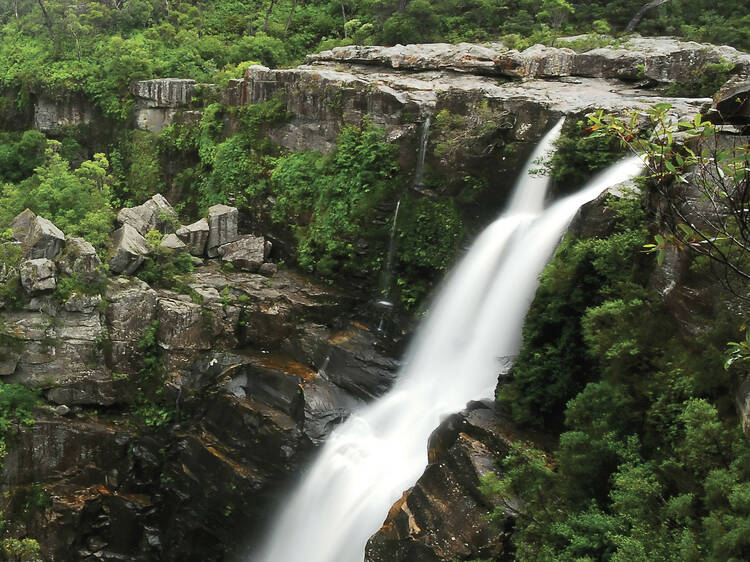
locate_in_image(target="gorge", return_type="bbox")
[0,28,749,562]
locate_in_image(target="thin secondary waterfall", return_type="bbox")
[256,119,641,562]
[377,116,432,329]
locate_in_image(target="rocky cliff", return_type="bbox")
[0,198,398,560]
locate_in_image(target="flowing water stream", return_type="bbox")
[256,119,641,562]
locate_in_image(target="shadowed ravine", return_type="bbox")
[255,120,642,562]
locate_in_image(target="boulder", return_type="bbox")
[109,224,150,275]
[116,194,179,236]
[207,205,239,258]
[714,76,750,126]
[19,258,57,293]
[24,216,66,260]
[160,233,189,253]
[259,262,278,277]
[176,218,209,256]
[217,235,268,272]
[9,209,36,243]
[57,237,101,276]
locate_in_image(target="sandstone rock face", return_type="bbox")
[366,403,517,562]
[131,78,197,107]
[19,258,57,293]
[24,215,66,260]
[224,48,708,157]
[33,94,95,133]
[131,78,198,132]
[1,254,401,561]
[176,218,210,256]
[217,235,268,271]
[308,37,750,82]
[116,193,179,236]
[106,277,158,375]
[4,302,113,404]
[207,204,239,257]
[109,224,150,275]
[57,237,101,276]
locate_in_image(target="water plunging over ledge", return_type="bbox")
[255,119,641,562]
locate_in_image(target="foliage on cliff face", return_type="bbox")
[0,142,115,251]
[492,152,750,560]
[271,118,400,278]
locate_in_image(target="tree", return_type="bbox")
[537,0,574,46]
[588,104,750,300]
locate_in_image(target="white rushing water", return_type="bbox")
[256,119,641,562]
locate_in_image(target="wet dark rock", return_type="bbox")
[366,403,520,562]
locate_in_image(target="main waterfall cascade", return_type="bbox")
[256,118,642,562]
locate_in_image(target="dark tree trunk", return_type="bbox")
[263,0,277,32]
[626,0,673,32]
[36,0,55,40]
[284,0,298,33]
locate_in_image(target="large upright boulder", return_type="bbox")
[207,205,239,258]
[116,194,179,236]
[24,216,66,260]
[176,218,209,256]
[19,258,57,293]
[109,224,150,275]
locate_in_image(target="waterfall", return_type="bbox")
[255,120,641,562]
[412,114,431,188]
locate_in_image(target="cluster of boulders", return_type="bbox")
[3,195,276,300]
[7,209,101,295]
[110,194,277,277]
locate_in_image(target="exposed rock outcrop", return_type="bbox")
[131,78,199,132]
[307,38,750,82]
[33,93,96,133]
